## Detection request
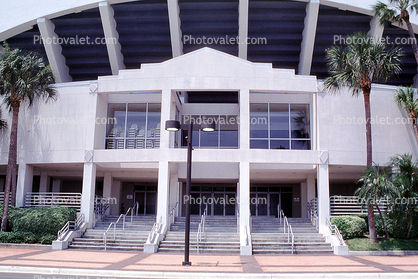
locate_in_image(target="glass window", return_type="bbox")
[106,103,161,149]
[181,114,238,149]
[270,103,289,139]
[220,115,238,148]
[250,104,268,138]
[250,103,311,150]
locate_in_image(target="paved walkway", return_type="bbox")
[0,247,418,278]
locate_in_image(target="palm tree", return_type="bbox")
[324,32,403,242]
[395,87,418,143]
[356,165,400,241]
[390,153,418,239]
[0,43,56,232]
[373,0,418,65]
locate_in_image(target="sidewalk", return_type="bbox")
[0,246,418,278]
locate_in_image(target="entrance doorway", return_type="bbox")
[134,185,157,215]
[250,186,293,217]
[188,184,236,216]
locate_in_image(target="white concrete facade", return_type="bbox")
[0,47,416,243]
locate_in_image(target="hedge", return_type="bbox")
[0,204,76,244]
[331,215,367,239]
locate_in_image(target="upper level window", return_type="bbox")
[106,103,161,149]
[250,103,310,150]
[181,115,239,149]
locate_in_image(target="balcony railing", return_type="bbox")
[308,196,390,217]
[25,192,82,211]
[0,192,11,205]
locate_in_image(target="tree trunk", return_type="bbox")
[368,204,378,243]
[404,18,418,65]
[1,104,19,231]
[363,89,372,168]
[406,210,413,240]
[375,202,389,238]
[411,112,418,147]
[9,104,19,207]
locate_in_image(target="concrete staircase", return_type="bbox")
[251,217,333,254]
[69,215,156,251]
[158,216,240,253]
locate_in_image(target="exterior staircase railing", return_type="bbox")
[279,209,294,254]
[196,205,207,254]
[103,202,139,250]
[57,213,85,241]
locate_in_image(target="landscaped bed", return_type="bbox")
[346,237,418,251]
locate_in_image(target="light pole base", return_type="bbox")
[182,261,192,266]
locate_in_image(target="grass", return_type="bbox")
[346,237,418,251]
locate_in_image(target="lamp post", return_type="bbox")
[165,119,215,266]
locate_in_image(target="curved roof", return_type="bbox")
[1,0,417,85]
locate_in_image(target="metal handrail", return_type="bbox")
[146,216,163,244]
[168,202,178,227]
[196,205,207,254]
[307,198,318,230]
[104,213,124,250]
[327,218,345,246]
[57,213,85,241]
[279,210,294,254]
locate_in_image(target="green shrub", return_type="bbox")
[39,234,56,244]
[331,215,367,239]
[9,206,76,237]
[0,232,10,243]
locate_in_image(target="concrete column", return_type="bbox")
[52,179,61,192]
[16,164,34,207]
[239,88,250,150]
[168,169,179,215]
[239,161,251,255]
[156,161,170,228]
[80,163,97,228]
[110,180,121,215]
[103,172,113,215]
[39,172,49,192]
[300,182,307,218]
[317,164,330,233]
[307,174,316,203]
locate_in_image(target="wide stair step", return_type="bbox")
[251,217,333,254]
[68,215,155,251]
[159,216,240,254]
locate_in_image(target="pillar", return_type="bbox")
[317,164,330,233]
[39,171,49,192]
[110,180,121,215]
[52,179,61,192]
[156,160,170,228]
[239,161,251,255]
[103,172,113,215]
[80,163,97,228]
[16,164,34,207]
[300,182,307,218]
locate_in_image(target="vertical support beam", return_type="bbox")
[167,0,183,57]
[298,0,320,75]
[317,164,330,234]
[300,182,307,218]
[368,17,384,39]
[103,172,113,215]
[169,168,179,214]
[240,88,250,150]
[16,164,33,207]
[52,179,61,192]
[81,163,97,228]
[157,161,170,228]
[160,88,172,149]
[238,0,249,59]
[110,180,121,215]
[306,174,316,203]
[99,1,125,75]
[239,161,251,255]
[39,171,49,192]
[36,18,72,83]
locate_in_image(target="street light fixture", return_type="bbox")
[165,119,215,266]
